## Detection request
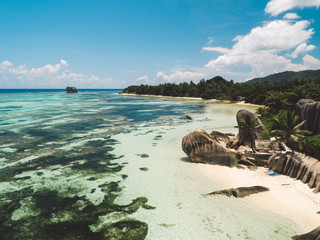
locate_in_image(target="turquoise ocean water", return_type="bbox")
[0,90,299,239]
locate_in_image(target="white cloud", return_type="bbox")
[0,60,14,73]
[291,43,316,58]
[207,37,214,45]
[283,12,300,19]
[265,0,320,16]
[0,60,113,88]
[156,70,205,83]
[134,75,155,85]
[204,19,318,80]
[303,54,320,69]
[202,47,231,54]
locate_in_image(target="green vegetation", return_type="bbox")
[123,72,320,159]
[301,135,320,159]
[247,69,320,83]
[236,115,260,152]
[270,110,311,151]
[123,76,320,106]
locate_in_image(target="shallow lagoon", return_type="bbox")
[0,90,300,239]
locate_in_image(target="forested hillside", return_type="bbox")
[123,76,320,107]
[247,69,320,83]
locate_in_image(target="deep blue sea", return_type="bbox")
[0,90,300,239]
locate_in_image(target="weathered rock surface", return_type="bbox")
[226,136,240,150]
[182,130,241,167]
[210,130,232,142]
[268,152,320,193]
[236,109,266,145]
[292,226,320,240]
[296,99,320,134]
[206,186,269,198]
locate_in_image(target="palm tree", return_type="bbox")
[236,115,260,152]
[271,110,311,152]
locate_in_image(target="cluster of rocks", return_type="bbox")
[182,103,320,238]
[269,152,320,193]
[182,107,320,193]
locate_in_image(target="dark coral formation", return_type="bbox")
[268,152,320,193]
[296,99,320,134]
[0,185,153,240]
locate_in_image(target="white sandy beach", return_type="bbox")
[201,164,320,230]
[120,93,264,107]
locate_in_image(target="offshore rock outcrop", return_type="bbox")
[206,186,269,198]
[66,86,78,93]
[182,130,241,167]
[236,109,266,145]
[268,152,320,193]
[292,226,320,240]
[296,99,320,134]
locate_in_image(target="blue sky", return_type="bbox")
[0,0,320,88]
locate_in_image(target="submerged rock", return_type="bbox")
[103,219,148,239]
[268,152,320,193]
[206,186,269,198]
[292,226,320,240]
[186,115,192,120]
[296,99,320,134]
[182,129,241,167]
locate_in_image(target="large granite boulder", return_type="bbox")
[268,152,320,193]
[296,99,320,134]
[182,129,241,167]
[236,110,266,146]
[206,186,269,198]
[292,226,320,240]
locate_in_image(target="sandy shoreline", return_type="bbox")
[119,91,319,236]
[200,164,320,231]
[120,92,264,107]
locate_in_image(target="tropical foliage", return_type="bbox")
[123,74,320,158]
[123,76,320,107]
[270,110,311,151]
[236,115,260,152]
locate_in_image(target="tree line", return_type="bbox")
[123,76,320,159]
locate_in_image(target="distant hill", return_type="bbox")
[247,69,320,83]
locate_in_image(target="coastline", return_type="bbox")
[120,92,319,235]
[120,92,264,107]
[200,164,320,231]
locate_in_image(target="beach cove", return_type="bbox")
[0,90,319,239]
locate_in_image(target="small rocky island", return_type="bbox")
[66,86,78,93]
